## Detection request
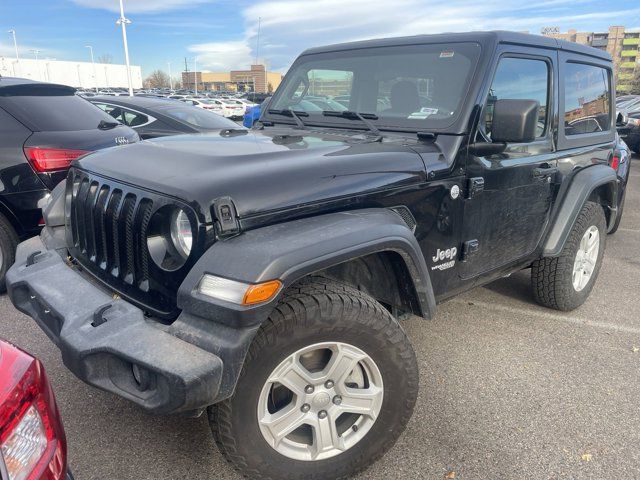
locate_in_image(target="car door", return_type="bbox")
[460,47,559,279]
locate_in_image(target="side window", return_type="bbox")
[564,63,610,136]
[122,109,148,127]
[94,103,125,124]
[485,57,549,139]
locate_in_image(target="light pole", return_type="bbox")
[167,61,172,90]
[7,30,19,62]
[85,45,98,93]
[116,0,134,96]
[30,49,41,80]
[7,30,19,76]
[193,57,198,95]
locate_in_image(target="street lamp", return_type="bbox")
[85,45,98,93]
[7,30,19,76]
[167,61,172,91]
[116,0,134,96]
[7,30,19,62]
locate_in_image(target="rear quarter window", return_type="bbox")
[0,94,118,132]
[563,63,611,136]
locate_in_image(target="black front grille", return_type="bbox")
[67,169,193,319]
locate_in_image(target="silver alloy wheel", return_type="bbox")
[257,341,384,461]
[572,225,600,292]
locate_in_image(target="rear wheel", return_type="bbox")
[531,201,606,311]
[209,277,418,480]
[0,214,18,293]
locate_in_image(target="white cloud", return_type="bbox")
[187,0,640,72]
[70,0,215,14]
[188,40,253,71]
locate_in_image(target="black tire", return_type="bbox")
[608,187,626,235]
[531,201,606,311]
[209,277,419,480]
[0,214,18,293]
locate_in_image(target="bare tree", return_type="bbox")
[144,70,170,89]
[97,54,113,64]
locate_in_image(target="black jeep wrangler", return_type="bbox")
[6,31,628,479]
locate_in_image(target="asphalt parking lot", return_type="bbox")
[0,156,638,480]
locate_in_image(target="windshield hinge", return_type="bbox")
[417,132,437,142]
[213,196,240,237]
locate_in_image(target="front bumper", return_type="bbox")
[6,236,224,415]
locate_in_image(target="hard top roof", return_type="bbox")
[301,30,611,62]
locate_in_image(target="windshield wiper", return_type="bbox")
[97,119,120,130]
[268,108,308,129]
[322,110,382,138]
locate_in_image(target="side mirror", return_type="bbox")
[491,99,540,143]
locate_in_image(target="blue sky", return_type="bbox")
[1,0,639,79]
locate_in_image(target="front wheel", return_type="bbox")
[209,277,419,480]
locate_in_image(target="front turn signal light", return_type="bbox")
[243,280,282,305]
[198,275,282,306]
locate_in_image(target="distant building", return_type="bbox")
[542,26,639,93]
[182,65,282,93]
[0,57,142,89]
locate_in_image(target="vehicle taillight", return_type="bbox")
[610,154,620,171]
[0,341,67,480]
[24,147,90,173]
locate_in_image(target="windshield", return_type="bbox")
[267,42,480,130]
[157,104,239,130]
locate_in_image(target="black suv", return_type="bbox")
[6,32,628,480]
[0,78,138,289]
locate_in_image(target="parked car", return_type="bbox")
[88,95,242,139]
[609,132,631,234]
[0,77,138,290]
[182,98,245,119]
[6,31,629,480]
[243,103,262,127]
[242,92,270,104]
[0,338,73,480]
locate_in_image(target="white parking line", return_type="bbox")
[449,298,640,336]
[616,228,640,233]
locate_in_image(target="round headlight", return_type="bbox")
[170,209,192,259]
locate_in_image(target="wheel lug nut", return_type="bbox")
[332,395,342,405]
[301,403,310,413]
[324,380,334,389]
[318,410,327,419]
[304,385,314,394]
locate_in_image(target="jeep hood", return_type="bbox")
[74,128,437,222]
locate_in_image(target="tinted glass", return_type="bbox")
[156,105,238,130]
[1,94,118,132]
[93,103,149,127]
[485,57,549,138]
[564,63,610,136]
[267,43,481,129]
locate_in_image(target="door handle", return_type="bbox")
[533,165,559,178]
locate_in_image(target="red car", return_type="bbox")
[0,339,72,480]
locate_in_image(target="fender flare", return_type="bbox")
[178,208,436,328]
[543,164,618,257]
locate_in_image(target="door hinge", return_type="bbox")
[466,177,484,199]
[461,239,479,261]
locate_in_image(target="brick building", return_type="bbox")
[542,26,639,93]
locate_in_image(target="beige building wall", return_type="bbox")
[182,65,282,93]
